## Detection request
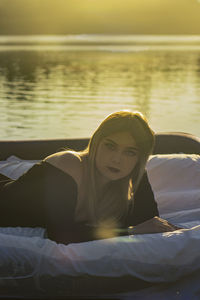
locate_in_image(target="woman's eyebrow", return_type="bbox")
[105,138,116,144]
[126,146,139,151]
[105,138,138,151]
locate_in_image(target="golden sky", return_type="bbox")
[0,0,200,34]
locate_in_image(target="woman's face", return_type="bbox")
[95,131,139,182]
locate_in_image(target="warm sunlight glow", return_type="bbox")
[1,0,200,34]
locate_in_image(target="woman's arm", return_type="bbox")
[0,160,94,244]
[126,171,181,234]
[0,162,46,227]
[127,216,181,235]
[127,171,159,227]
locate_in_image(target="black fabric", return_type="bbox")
[127,172,159,226]
[0,161,158,244]
[0,162,47,227]
[0,173,10,191]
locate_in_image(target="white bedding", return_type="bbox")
[0,153,200,297]
[0,155,39,180]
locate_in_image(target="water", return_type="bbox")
[0,35,200,140]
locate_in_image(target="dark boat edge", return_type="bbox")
[0,132,199,160]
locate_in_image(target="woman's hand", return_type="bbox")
[128,216,181,235]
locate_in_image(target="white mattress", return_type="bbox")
[0,153,200,298]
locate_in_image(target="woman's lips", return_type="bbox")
[107,166,120,173]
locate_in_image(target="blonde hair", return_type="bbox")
[77,110,155,225]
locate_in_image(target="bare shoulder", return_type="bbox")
[44,151,82,186]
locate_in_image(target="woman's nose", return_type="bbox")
[111,151,122,164]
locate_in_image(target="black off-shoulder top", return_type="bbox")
[0,161,158,244]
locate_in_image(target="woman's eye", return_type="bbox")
[125,150,137,156]
[105,142,115,150]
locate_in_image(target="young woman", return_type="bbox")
[0,111,178,244]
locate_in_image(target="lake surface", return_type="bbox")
[0,35,200,140]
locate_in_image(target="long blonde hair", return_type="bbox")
[77,111,155,225]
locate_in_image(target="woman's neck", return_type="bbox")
[95,169,111,192]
